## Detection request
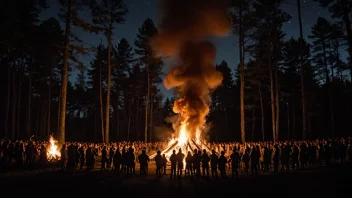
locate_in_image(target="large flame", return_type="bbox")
[47,135,61,160]
[151,0,230,158]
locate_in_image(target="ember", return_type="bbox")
[47,135,61,161]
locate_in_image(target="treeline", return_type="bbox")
[0,0,351,143]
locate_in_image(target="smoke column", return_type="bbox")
[151,0,231,139]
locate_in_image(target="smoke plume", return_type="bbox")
[152,0,231,139]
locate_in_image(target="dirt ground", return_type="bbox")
[1,161,351,197]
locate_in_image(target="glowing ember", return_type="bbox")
[47,135,61,160]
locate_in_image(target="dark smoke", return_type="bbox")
[151,0,231,139]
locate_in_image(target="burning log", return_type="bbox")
[150,140,178,159]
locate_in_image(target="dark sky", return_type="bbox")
[40,0,340,98]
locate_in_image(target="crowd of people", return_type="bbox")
[1,137,352,179]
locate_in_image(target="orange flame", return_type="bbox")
[47,136,61,160]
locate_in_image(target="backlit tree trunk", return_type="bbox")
[58,0,72,145]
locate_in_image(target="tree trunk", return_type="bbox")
[11,70,17,140]
[16,69,23,139]
[136,92,140,140]
[105,25,113,144]
[251,107,256,141]
[292,90,296,137]
[47,76,52,138]
[145,71,150,142]
[35,105,40,137]
[127,100,132,141]
[239,4,245,143]
[258,81,264,142]
[322,40,335,138]
[149,94,153,142]
[99,61,105,142]
[297,0,307,140]
[26,74,32,138]
[269,54,276,141]
[287,100,290,139]
[5,69,10,138]
[58,0,72,145]
[275,63,280,141]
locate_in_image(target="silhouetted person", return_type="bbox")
[291,145,299,169]
[230,148,240,178]
[250,146,259,177]
[60,144,67,171]
[176,149,185,178]
[273,145,280,172]
[67,144,76,173]
[162,154,167,175]
[169,150,177,179]
[39,144,46,165]
[127,147,135,175]
[201,149,210,178]
[218,151,227,179]
[155,150,163,177]
[101,146,108,171]
[193,149,201,177]
[263,146,271,172]
[242,148,250,174]
[85,147,94,171]
[78,146,85,170]
[113,148,121,174]
[210,150,218,178]
[185,151,193,178]
[138,149,149,175]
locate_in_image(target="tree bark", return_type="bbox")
[99,61,105,142]
[105,24,113,144]
[47,73,52,138]
[238,4,245,143]
[275,63,280,141]
[58,0,72,145]
[11,70,16,140]
[251,107,256,141]
[26,74,32,138]
[16,68,23,139]
[145,71,150,142]
[258,81,265,142]
[269,53,276,141]
[149,94,153,142]
[5,69,10,138]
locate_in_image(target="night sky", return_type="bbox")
[40,0,335,98]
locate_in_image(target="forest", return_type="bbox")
[0,0,351,143]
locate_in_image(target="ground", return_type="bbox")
[1,162,351,196]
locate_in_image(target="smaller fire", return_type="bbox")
[47,135,61,161]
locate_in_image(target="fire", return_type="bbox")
[47,135,61,160]
[177,119,188,146]
[149,0,229,162]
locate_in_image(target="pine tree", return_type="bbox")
[134,18,163,142]
[90,0,128,143]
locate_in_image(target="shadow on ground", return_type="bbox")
[1,162,351,196]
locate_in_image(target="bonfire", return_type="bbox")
[47,135,61,161]
[149,0,230,160]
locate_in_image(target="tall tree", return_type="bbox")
[314,0,352,80]
[309,17,335,137]
[91,0,128,143]
[249,0,290,141]
[297,0,307,140]
[232,0,250,142]
[87,44,107,141]
[57,0,91,144]
[134,18,163,142]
